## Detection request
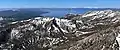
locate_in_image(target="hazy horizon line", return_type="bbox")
[0,7,120,9]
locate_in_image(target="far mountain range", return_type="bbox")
[0,8,120,20]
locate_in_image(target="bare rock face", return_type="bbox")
[68,10,120,50]
[0,10,120,50]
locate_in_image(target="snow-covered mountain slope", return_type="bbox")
[1,10,120,50]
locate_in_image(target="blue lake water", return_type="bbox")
[41,8,120,17]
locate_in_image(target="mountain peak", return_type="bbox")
[1,10,120,50]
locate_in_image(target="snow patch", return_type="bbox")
[108,13,116,17]
[11,21,18,24]
[0,17,3,21]
[11,29,19,39]
[35,17,41,19]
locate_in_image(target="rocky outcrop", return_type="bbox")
[0,10,120,50]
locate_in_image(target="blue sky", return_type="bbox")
[0,0,119,8]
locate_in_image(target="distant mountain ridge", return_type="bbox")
[0,8,49,20]
[0,8,120,21]
[0,8,120,17]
